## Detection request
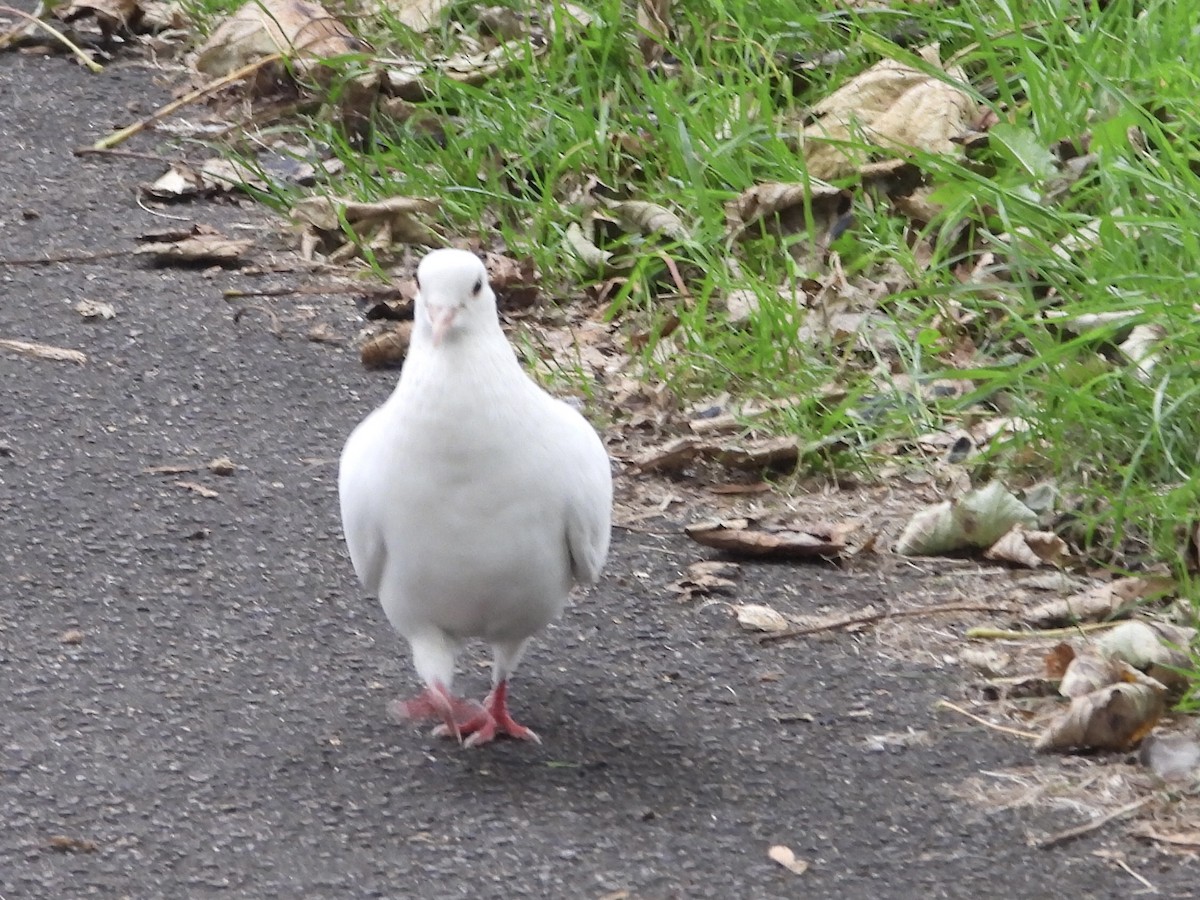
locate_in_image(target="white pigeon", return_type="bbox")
[338,248,612,746]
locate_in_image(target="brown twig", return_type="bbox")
[90,53,283,152]
[965,622,1120,640]
[0,5,102,71]
[73,147,179,164]
[223,284,398,300]
[935,700,1039,741]
[1031,796,1153,850]
[758,602,1015,644]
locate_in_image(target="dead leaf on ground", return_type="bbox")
[724,180,844,239]
[0,338,87,364]
[360,321,414,370]
[1096,620,1195,694]
[194,0,365,78]
[894,481,1038,556]
[564,220,613,270]
[984,525,1069,568]
[1024,575,1176,627]
[666,560,740,602]
[767,844,809,876]
[75,299,116,320]
[136,226,253,266]
[47,835,98,853]
[59,628,84,645]
[735,603,790,633]
[636,0,671,67]
[208,456,237,476]
[1058,650,1131,698]
[483,252,540,309]
[1035,681,1165,753]
[686,518,849,560]
[145,157,271,200]
[377,0,452,33]
[632,435,799,475]
[793,44,979,180]
[292,194,440,261]
[604,199,691,242]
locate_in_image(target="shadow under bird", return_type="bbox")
[338,248,613,746]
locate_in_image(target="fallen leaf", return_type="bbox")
[605,199,691,242]
[1025,575,1175,627]
[59,629,84,645]
[360,322,414,370]
[47,835,98,853]
[0,338,87,364]
[75,299,116,320]
[1035,681,1165,753]
[984,525,1069,568]
[666,560,740,602]
[383,0,452,32]
[767,844,809,876]
[292,195,440,260]
[795,44,978,180]
[136,226,253,266]
[565,220,612,269]
[207,457,236,476]
[1096,620,1195,694]
[1043,642,1075,680]
[894,481,1038,556]
[736,604,790,633]
[1058,651,1129,698]
[632,435,799,474]
[636,0,671,67]
[686,519,847,560]
[194,0,364,78]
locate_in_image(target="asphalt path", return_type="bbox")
[2,44,1196,899]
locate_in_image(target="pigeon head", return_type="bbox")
[414,249,497,346]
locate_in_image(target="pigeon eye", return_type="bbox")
[472,278,482,296]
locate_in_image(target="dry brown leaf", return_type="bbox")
[631,435,798,474]
[75,299,116,320]
[894,481,1038,556]
[58,0,141,31]
[1058,651,1129,698]
[483,252,540,309]
[1096,620,1195,694]
[666,560,740,602]
[0,338,87,364]
[47,835,98,853]
[984,525,1068,568]
[1035,681,1165,753]
[360,322,414,370]
[686,519,846,560]
[384,0,452,33]
[636,0,671,67]
[59,628,84,645]
[292,195,440,260]
[735,604,790,633]
[767,844,809,876]
[796,44,978,180]
[1043,642,1076,680]
[194,0,364,78]
[725,180,843,236]
[136,232,252,266]
[207,456,236,476]
[564,221,612,269]
[1025,575,1176,627]
[605,199,690,242]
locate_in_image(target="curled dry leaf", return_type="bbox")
[735,604,790,633]
[686,519,848,560]
[194,0,364,78]
[564,221,612,269]
[1035,681,1165,753]
[0,338,87,364]
[292,195,440,260]
[1043,642,1076,680]
[176,480,219,499]
[724,180,843,235]
[1096,620,1195,694]
[984,525,1068,568]
[380,0,453,33]
[767,844,809,876]
[1058,650,1130,698]
[605,199,691,242]
[796,44,978,180]
[632,435,799,474]
[75,299,116,320]
[894,481,1038,556]
[666,560,740,603]
[360,322,414,370]
[1025,575,1176,627]
[483,252,540,309]
[135,231,253,266]
[1119,323,1165,383]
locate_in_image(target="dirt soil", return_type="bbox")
[1,43,1198,899]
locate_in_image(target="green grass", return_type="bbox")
[186,0,1200,587]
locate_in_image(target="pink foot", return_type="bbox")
[387,682,484,744]
[459,680,542,748]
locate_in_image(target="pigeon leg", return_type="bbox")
[388,682,483,743]
[461,680,542,747]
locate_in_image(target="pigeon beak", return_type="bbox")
[427,305,458,346]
